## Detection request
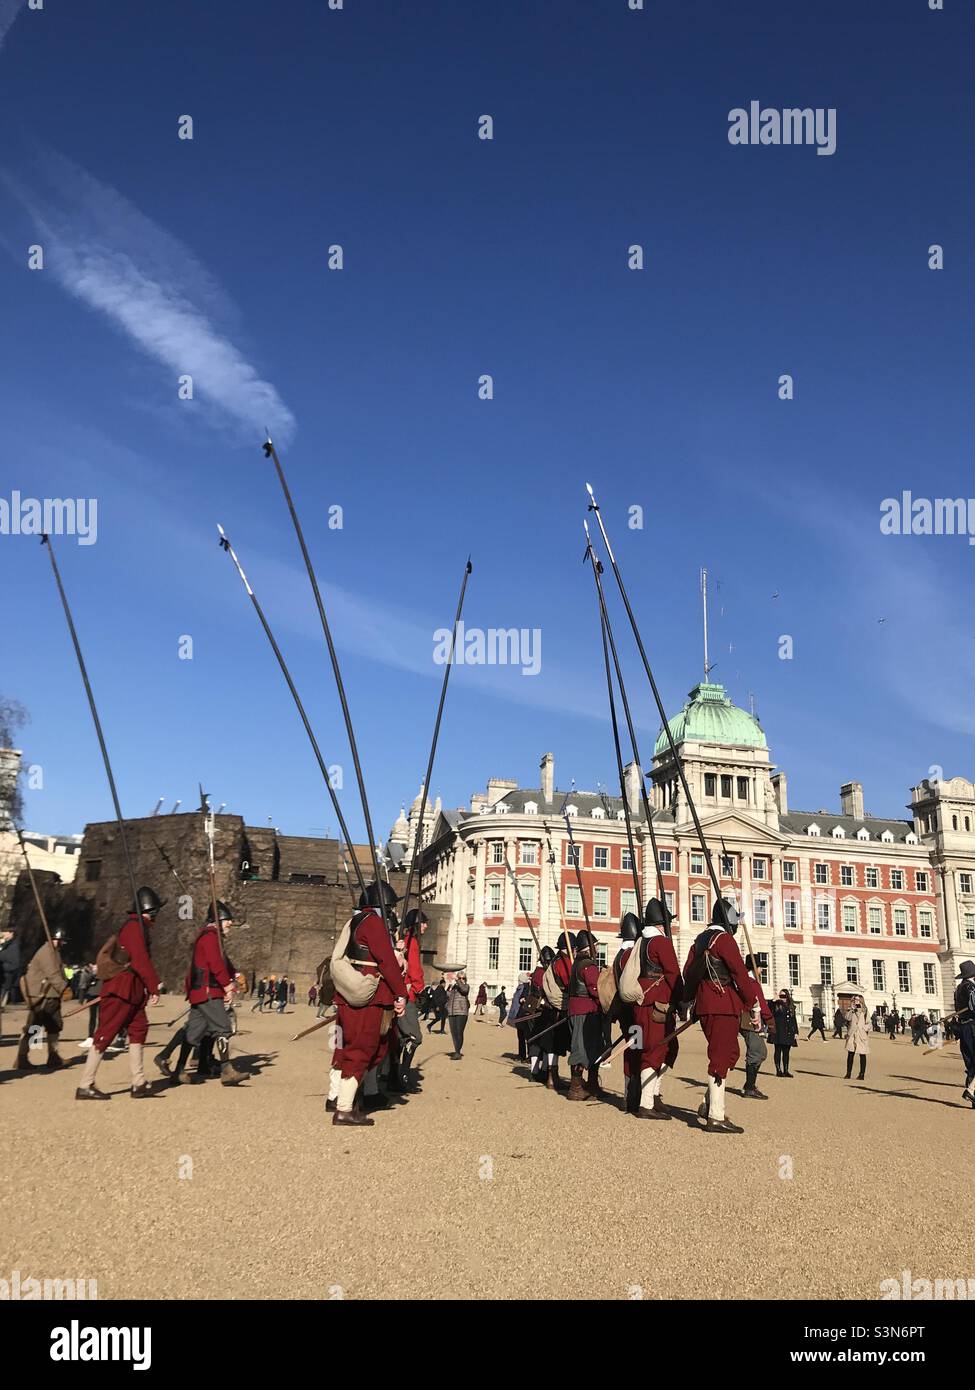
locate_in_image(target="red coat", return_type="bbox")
[346,909,407,1006]
[555,953,600,1016]
[683,928,758,1017]
[403,934,424,1002]
[622,932,683,1004]
[186,923,233,1004]
[99,914,160,1005]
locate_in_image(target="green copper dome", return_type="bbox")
[653,682,767,755]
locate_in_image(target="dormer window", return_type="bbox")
[807,823,821,837]
[832,826,845,839]
[616,809,626,821]
[524,801,538,816]
[592,806,606,820]
[880,830,893,844]
[566,804,579,818]
[905,831,918,845]
[496,803,508,815]
[856,827,870,841]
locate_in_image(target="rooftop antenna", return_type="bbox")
[701,567,716,680]
[150,797,164,817]
[748,691,757,719]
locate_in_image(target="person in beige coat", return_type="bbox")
[844,996,870,1080]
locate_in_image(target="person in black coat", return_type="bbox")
[771,989,799,1076]
[807,1004,826,1041]
[0,929,22,1007]
[275,977,288,1013]
[427,981,448,1034]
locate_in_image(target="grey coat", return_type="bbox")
[447,978,470,1016]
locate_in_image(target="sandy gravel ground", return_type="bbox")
[0,999,970,1301]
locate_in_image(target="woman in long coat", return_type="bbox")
[770,989,799,1077]
[844,996,871,1080]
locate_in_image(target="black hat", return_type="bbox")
[956,960,975,980]
[574,929,596,954]
[710,897,739,931]
[618,913,641,942]
[404,908,428,930]
[358,880,400,910]
[134,886,164,918]
[643,897,674,930]
[206,900,234,925]
[556,931,576,954]
[539,945,556,966]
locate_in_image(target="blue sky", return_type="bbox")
[1,0,972,845]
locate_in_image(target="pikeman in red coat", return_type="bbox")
[682,897,759,1134]
[629,898,683,1120]
[558,929,604,1101]
[329,881,408,1128]
[169,900,246,1087]
[76,886,163,1101]
[613,913,642,1113]
[527,944,561,1085]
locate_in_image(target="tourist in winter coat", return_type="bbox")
[446,973,470,1057]
[771,989,799,1077]
[845,997,871,1080]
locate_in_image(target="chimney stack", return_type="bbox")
[540,752,554,804]
[771,771,788,816]
[839,781,864,820]
[624,761,642,817]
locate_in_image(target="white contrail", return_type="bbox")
[4,148,295,442]
[0,0,25,52]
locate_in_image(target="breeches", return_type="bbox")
[627,1003,678,1075]
[700,1014,741,1078]
[569,1012,604,1067]
[334,1000,389,1080]
[93,994,148,1051]
[185,999,232,1047]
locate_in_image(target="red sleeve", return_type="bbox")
[200,929,232,990]
[682,943,697,979]
[652,936,683,994]
[405,937,424,997]
[121,919,160,995]
[360,914,407,997]
[553,956,571,988]
[582,963,601,1000]
[716,933,758,1008]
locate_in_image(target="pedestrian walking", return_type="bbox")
[427,980,448,1034]
[807,1004,826,1041]
[472,982,487,1019]
[953,960,975,1106]
[251,978,267,1012]
[508,972,531,1061]
[307,983,317,1007]
[844,995,870,1081]
[494,987,508,1027]
[276,976,288,1013]
[832,1007,845,1039]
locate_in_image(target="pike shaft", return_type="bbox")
[14,824,56,952]
[42,535,142,922]
[217,526,363,904]
[585,489,725,915]
[263,441,385,925]
[586,532,666,902]
[594,575,642,908]
[399,558,473,934]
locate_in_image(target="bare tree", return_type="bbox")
[0,695,29,827]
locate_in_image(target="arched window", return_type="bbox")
[952,815,959,831]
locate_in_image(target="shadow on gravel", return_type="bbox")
[891,1074,965,1089]
[852,1083,967,1109]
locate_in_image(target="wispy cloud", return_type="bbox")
[2,148,295,443]
[0,0,25,52]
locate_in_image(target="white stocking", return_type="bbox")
[640,1067,659,1108]
[81,1047,103,1089]
[327,1067,341,1101]
[708,1075,726,1122]
[336,1075,358,1114]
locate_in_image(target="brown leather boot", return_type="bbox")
[220,1061,247,1086]
[652,1094,672,1119]
[47,1050,66,1071]
[585,1067,602,1097]
[545,1068,560,1090]
[567,1066,587,1101]
[332,1108,374,1126]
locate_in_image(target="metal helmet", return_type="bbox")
[556,930,576,954]
[358,880,400,910]
[539,945,556,966]
[404,908,428,930]
[618,912,641,942]
[710,897,739,931]
[134,886,164,919]
[643,897,674,930]
[574,929,595,954]
[206,900,234,925]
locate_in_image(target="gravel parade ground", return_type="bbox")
[1,998,970,1302]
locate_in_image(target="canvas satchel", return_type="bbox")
[327,917,380,1008]
[596,965,617,1014]
[618,940,644,1005]
[541,962,565,1009]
